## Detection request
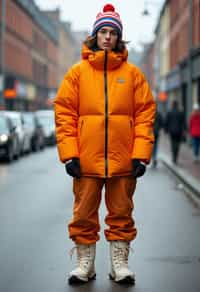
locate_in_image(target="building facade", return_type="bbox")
[0,0,59,110]
[141,0,200,122]
[141,43,156,93]
[169,0,200,120]
[43,9,78,85]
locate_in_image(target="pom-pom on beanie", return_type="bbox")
[92,4,123,37]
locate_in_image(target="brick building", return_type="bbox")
[43,9,78,85]
[168,0,200,120]
[141,0,200,121]
[0,0,59,110]
[141,42,156,93]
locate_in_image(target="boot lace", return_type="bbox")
[69,245,92,270]
[113,243,133,269]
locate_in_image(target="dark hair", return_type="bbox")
[83,35,128,53]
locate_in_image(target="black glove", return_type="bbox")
[132,159,146,178]
[65,158,81,178]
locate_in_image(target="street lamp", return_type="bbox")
[141,1,161,17]
[141,1,163,111]
[142,8,149,16]
[140,1,161,46]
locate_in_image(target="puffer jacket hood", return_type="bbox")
[55,45,156,178]
[82,45,128,70]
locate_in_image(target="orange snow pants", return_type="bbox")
[68,176,137,244]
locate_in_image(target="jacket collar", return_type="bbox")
[82,45,128,70]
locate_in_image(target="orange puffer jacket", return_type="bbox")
[54,45,156,178]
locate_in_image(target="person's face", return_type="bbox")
[97,26,118,51]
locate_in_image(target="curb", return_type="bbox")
[159,153,200,207]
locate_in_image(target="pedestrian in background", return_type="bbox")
[189,103,200,162]
[152,109,163,167]
[54,3,156,285]
[165,100,186,164]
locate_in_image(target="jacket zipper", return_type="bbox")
[104,51,108,177]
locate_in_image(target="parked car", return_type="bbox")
[22,112,45,152]
[35,110,56,145]
[2,111,31,154]
[0,113,20,162]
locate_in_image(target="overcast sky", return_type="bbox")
[35,0,165,50]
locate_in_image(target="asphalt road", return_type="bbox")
[0,147,200,292]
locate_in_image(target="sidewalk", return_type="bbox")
[157,133,200,202]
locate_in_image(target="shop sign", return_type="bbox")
[16,81,27,97]
[158,91,168,102]
[47,90,56,106]
[160,78,167,91]
[4,75,16,99]
[166,69,181,91]
[4,89,16,99]
[48,90,56,100]
[27,84,36,100]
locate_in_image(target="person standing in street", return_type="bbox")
[54,4,156,285]
[189,103,200,162]
[152,109,163,167]
[165,100,186,164]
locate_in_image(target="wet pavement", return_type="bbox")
[0,147,200,292]
[159,133,200,181]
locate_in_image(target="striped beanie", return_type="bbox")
[92,4,123,37]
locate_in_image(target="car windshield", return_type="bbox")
[37,116,54,129]
[11,116,22,128]
[23,114,34,127]
[0,116,8,132]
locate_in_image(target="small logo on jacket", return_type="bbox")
[116,78,125,84]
